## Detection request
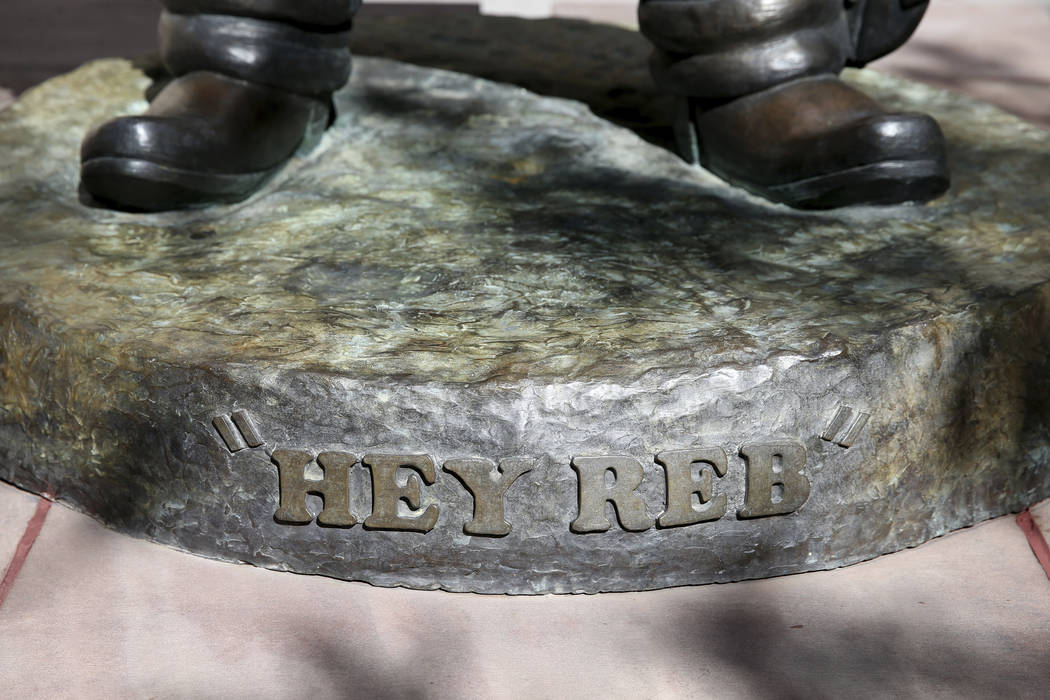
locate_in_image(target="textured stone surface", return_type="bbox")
[2,19,1050,593]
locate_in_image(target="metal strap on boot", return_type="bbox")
[638,0,852,99]
[79,0,359,211]
[159,11,354,98]
[637,0,949,207]
[162,0,361,28]
[639,0,853,164]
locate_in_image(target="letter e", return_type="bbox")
[657,447,728,528]
[363,454,440,532]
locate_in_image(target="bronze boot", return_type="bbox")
[80,0,359,211]
[639,0,949,208]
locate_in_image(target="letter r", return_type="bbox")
[570,456,655,533]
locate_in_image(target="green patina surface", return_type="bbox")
[1,51,1049,384]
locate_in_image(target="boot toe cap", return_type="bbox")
[79,116,275,212]
[852,112,948,165]
[754,112,951,208]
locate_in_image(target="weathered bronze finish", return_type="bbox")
[737,442,812,519]
[79,0,948,210]
[80,0,357,211]
[640,0,949,207]
[571,456,658,533]
[80,71,331,210]
[4,53,1050,593]
[274,450,359,527]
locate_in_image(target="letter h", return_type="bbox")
[272,450,358,527]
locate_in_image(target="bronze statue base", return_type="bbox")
[3,35,1050,592]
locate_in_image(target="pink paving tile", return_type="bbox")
[1027,499,1050,577]
[0,497,1047,698]
[0,499,49,609]
[1031,498,1050,534]
[0,483,45,586]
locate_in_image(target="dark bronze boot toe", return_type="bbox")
[690,76,950,209]
[764,111,951,208]
[80,71,329,212]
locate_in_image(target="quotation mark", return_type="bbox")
[213,410,265,453]
[821,405,870,449]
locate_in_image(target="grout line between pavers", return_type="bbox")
[1016,508,1050,581]
[0,497,51,609]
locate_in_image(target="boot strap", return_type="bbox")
[159,11,352,98]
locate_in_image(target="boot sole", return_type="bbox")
[764,159,950,209]
[80,97,328,213]
[80,157,282,212]
[673,94,951,210]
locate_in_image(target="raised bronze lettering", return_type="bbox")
[443,457,533,536]
[266,436,815,535]
[737,441,810,518]
[570,456,654,533]
[363,454,440,532]
[657,447,728,527]
[273,449,357,527]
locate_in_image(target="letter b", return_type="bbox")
[737,441,810,519]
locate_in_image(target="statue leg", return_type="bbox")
[847,0,931,67]
[80,0,360,211]
[639,0,949,208]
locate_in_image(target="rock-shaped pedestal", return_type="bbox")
[2,20,1050,593]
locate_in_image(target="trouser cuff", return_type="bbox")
[159,11,353,97]
[161,0,360,28]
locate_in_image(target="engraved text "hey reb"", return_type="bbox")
[269,442,811,537]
